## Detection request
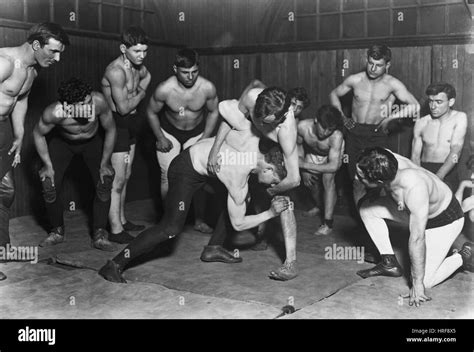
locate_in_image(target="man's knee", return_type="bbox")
[97,174,115,202]
[41,178,56,204]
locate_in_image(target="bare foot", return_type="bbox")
[302,207,320,217]
[194,222,214,234]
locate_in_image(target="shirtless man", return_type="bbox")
[329,44,420,181]
[288,87,310,121]
[33,78,116,251]
[147,48,218,233]
[101,26,151,243]
[98,125,298,283]
[411,83,467,192]
[297,105,345,236]
[354,147,471,307]
[0,22,69,281]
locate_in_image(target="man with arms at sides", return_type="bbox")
[147,48,219,233]
[98,127,298,282]
[102,26,151,244]
[297,105,345,236]
[0,22,69,281]
[411,83,467,192]
[354,147,471,307]
[33,78,117,252]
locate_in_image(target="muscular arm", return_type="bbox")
[456,180,474,219]
[97,97,116,166]
[227,184,275,231]
[391,79,420,118]
[411,120,424,165]
[146,84,167,140]
[200,84,219,139]
[300,133,344,174]
[405,184,429,287]
[33,109,57,167]
[436,114,467,180]
[267,124,301,194]
[219,99,252,131]
[329,76,354,114]
[11,92,29,142]
[138,67,151,92]
[106,67,145,115]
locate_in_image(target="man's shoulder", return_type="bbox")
[196,75,216,91]
[42,102,62,124]
[0,53,15,77]
[451,110,467,121]
[104,61,125,80]
[91,91,107,110]
[329,130,344,144]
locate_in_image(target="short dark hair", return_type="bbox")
[425,82,456,100]
[316,105,343,131]
[357,147,398,183]
[288,87,310,109]
[27,22,70,46]
[264,146,287,181]
[367,44,391,63]
[121,26,148,47]
[175,48,199,68]
[254,87,290,131]
[58,77,92,104]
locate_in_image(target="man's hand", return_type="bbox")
[343,116,356,130]
[403,282,432,308]
[269,196,290,216]
[39,165,55,186]
[99,163,115,183]
[8,139,22,168]
[155,136,173,153]
[207,150,222,175]
[302,171,319,187]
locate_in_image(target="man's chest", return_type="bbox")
[166,90,207,112]
[1,67,36,97]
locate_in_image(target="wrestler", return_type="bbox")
[33,78,117,252]
[98,128,297,282]
[411,83,467,191]
[288,87,310,121]
[329,43,420,181]
[101,26,151,243]
[0,22,69,281]
[354,147,471,307]
[297,105,344,235]
[147,48,218,233]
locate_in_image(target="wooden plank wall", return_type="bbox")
[0,26,177,218]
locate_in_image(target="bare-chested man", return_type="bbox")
[297,105,345,236]
[329,44,420,182]
[208,82,300,196]
[354,147,471,307]
[0,22,69,281]
[411,83,467,192]
[288,87,310,122]
[98,125,298,283]
[101,26,151,243]
[33,78,116,252]
[147,48,218,233]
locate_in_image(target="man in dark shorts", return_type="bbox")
[355,147,471,307]
[33,78,117,251]
[101,26,151,243]
[0,22,69,280]
[147,48,219,233]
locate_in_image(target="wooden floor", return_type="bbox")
[0,199,472,319]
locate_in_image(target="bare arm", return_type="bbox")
[219,99,252,131]
[411,120,424,165]
[33,109,57,168]
[391,79,420,118]
[96,96,116,166]
[106,67,145,115]
[146,84,167,140]
[200,84,219,139]
[436,113,467,180]
[138,67,151,92]
[300,132,344,174]
[9,92,30,166]
[329,76,354,114]
[207,118,232,175]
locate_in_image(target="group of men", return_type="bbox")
[0,22,472,308]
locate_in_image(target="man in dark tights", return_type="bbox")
[0,22,69,281]
[33,78,117,251]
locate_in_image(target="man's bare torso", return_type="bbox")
[0,48,38,119]
[351,72,397,125]
[298,119,341,157]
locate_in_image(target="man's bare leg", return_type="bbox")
[269,196,298,281]
[303,179,321,217]
[315,173,337,236]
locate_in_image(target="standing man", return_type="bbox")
[329,43,420,182]
[297,105,345,236]
[0,22,69,281]
[34,78,117,252]
[147,48,219,233]
[102,26,151,243]
[355,147,471,307]
[411,83,467,192]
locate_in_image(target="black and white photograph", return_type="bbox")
[0,0,473,346]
